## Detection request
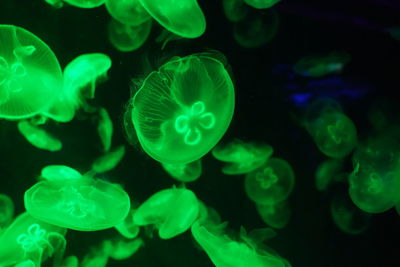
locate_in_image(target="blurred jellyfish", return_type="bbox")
[0,25,63,120]
[44,0,64,8]
[81,242,109,267]
[108,19,152,52]
[63,0,105,8]
[212,140,273,175]
[294,51,351,78]
[114,209,140,239]
[233,10,279,48]
[0,193,14,229]
[128,53,235,164]
[105,0,150,26]
[24,165,130,231]
[315,158,344,191]
[138,0,206,38]
[222,0,249,22]
[60,255,79,267]
[331,192,371,235]
[256,200,291,229]
[133,187,199,239]
[97,107,113,152]
[0,212,66,267]
[92,145,126,173]
[17,120,62,152]
[103,237,143,260]
[245,157,295,205]
[162,159,202,182]
[243,0,281,9]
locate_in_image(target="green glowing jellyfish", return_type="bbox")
[114,209,140,239]
[331,192,371,235]
[138,0,206,38]
[245,157,295,205]
[294,51,351,78]
[103,238,143,260]
[97,107,113,152]
[17,120,62,152]
[40,165,82,182]
[133,187,199,239]
[63,0,105,8]
[92,145,126,173]
[315,158,344,191]
[233,10,279,48]
[44,0,64,8]
[212,140,273,175]
[129,53,235,164]
[81,243,109,267]
[105,0,150,26]
[24,169,130,231]
[304,98,343,125]
[0,25,63,120]
[162,159,202,182]
[0,212,66,267]
[256,200,291,229]
[108,19,152,52]
[243,0,281,9]
[60,255,79,267]
[0,193,14,229]
[222,0,249,22]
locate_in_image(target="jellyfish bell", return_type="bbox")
[108,19,152,52]
[105,0,151,26]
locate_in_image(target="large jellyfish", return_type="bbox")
[128,53,235,164]
[108,19,152,52]
[0,25,63,120]
[161,159,202,182]
[105,0,150,26]
[24,165,130,231]
[133,187,199,239]
[245,157,295,205]
[138,0,206,38]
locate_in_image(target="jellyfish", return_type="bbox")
[40,165,82,183]
[222,0,249,22]
[44,0,64,8]
[92,145,126,173]
[17,120,62,152]
[114,209,140,239]
[245,157,295,205]
[133,187,199,239]
[233,10,279,48]
[103,237,143,260]
[0,25,63,120]
[162,159,202,182]
[0,193,14,229]
[108,19,152,52]
[212,140,273,175]
[243,0,281,9]
[97,107,113,152]
[24,167,130,231]
[0,212,66,267]
[315,158,344,191]
[60,255,79,267]
[256,200,291,229]
[138,0,206,38]
[331,192,371,235]
[81,242,109,267]
[63,0,105,8]
[129,53,235,164]
[105,0,150,26]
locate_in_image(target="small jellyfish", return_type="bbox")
[256,200,291,229]
[212,140,273,175]
[243,0,281,9]
[222,0,249,22]
[105,0,151,26]
[81,242,109,267]
[44,0,64,8]
[331,192,371,235]
[162,159,202,182]
[233,10,279,48]
[0,212,66,267]
[103,238,143,261]
[245,157,295,205]
[60,255,79,267]
[108,19,152,52]
[0,25,63,120]
[138,0,206,38]
[63,0,105,8]
[0,193,14,229]
[128,53,235,164]
[24,168,130,231]
[17,120,62,152]
[92,145,126,173]
[40,165,82,183]
[315,158,344,191]
[133,187,199,239]
[97,107,113,152]
[114,209,140,239]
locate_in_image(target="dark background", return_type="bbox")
[1,0,400,266]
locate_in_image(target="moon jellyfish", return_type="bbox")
[256,200,291,229]
[0,212,66,267]
[162,159,202,182]
[0,193,14,229]
[24,168,130,231]
[138,0,206,38]
[315,158,344,191]
[233,10,279,48]
[243,0,281,9]
[108,19,152,52]
[105,0,150,26]
[97,107,113,152]
[103,238,143,260]
[114,209,140,239]
[245,157,295,205]
[133,187,199,239]
[17,120,62,152]
[63,0,105,8]
[92,145,126,173]
[212,140,273,175]
[129,53,235,164]
[223,0,249,22]
[0,25,63,120]
[331,192,371,235]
